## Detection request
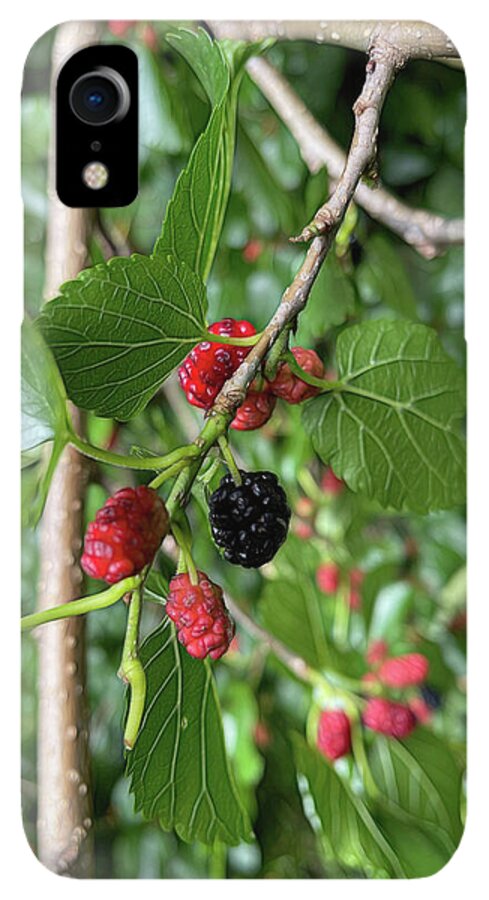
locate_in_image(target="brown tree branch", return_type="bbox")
[35,20,100,877]
[245,56,463,258]
[209,19,461,62]
[211,39,402,416]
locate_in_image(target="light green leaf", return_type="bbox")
[38,254,207,420]
[302,319,466,513]
[126,618,252,846]
[293,735,406,877]
[154,29,266,282]
[369,729,463,855]
[21,317,70,450]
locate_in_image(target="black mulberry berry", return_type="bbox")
[208,470,291,568]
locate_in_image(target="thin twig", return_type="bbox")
[245,56,463,259]
[209,20,461,62]
[212,40,400,417]
[224,596,312,682]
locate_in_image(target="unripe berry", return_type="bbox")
[267,347,325,404]
[81,486,168,584]
[294,521,314,540]
[320,468,345,496]
[178,318,256,410]
[317,709,352,760]
[166,571,235,661]
[242,239,263,263]
[231,389,276,431]
[378,653,429,688]
[316,562,340,595]
[363,698,416,739]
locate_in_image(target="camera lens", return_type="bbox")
[69,67,130,125]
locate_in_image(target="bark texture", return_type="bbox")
[35,20,99,877]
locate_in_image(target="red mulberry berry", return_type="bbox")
[378,653,429,688]
[81,486,168,584]
[316,562,340,595]
[363,698,416,739]
[178,318,256,409]
[320,468,345,496]
[267,347,325,404]
[317,709,352,760]
[166,571,235,660]
[231,389,276,431]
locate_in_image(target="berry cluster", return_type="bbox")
[178,317,325,431]
[178,318,257,411]
[166,571,235,660]
[209,470,291,568]
[81,486,169,584]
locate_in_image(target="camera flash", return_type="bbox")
[82,161,109,190]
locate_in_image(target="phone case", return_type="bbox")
[21,19,466,879]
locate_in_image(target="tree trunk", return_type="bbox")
[36,20,99,877]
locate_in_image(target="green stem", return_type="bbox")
[118,585,146,750]
[284,351,341,391]
[172,521,198,584]
[263,324,291,380]
[217,435,242,485]
[70,433,201,472]
[164,411,232,518]
[351,720,379,798]
[205,331,262,347]
[148,458,189,491]
[21,574,142,632]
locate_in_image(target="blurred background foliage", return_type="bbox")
[22,21,465,878]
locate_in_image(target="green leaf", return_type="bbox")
[260,537,342,670]
[126,618,252,846]
[369,729,463,856]
[21,317,70,450]
[356,233,418,319]
[376,814,452,878]
[297,253,356,342]
[154,29,265,282]
[302,319,466,513]
[167,28,229,106]
[293,735,406,877]
[38,254,207,420]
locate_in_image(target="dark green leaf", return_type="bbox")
[21,317,70,450]
[260,537,340,670]
[356,233,417,318]
[154,30,264,282]
[370,729,463,856]
[38,254,207,420]
[298,253,356,342]
[126,618,252,846]
[293,735,406,877]
[302,320,466,513]
[376,814,452,877]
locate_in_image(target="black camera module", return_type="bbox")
[69,67,130,125]
[57,44,138,207]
